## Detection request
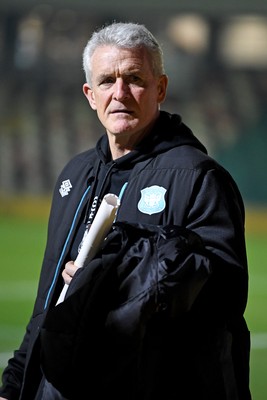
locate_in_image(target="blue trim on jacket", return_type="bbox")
[44,185,92,309]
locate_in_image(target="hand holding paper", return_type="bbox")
[56,193,120,305]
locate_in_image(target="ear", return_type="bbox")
[157,74,168,104]
[83,83,97,110]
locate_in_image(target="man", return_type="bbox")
[0,22,251,399]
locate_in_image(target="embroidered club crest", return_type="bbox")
[59,179,72,197]
[138,185,167,215]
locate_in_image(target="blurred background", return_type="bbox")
[0,0,266,399]
[0,0,267,202]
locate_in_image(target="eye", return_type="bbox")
[128,75,142,84]
[104,77,115,84]
[99,76,115,86]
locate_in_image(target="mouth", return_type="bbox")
[110,109,133,115]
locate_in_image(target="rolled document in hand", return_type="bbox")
[56,193,120,305]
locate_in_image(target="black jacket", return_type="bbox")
[0,111,251,399]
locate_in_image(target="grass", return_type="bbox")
[244,232,267,399]
[0,199,266,399]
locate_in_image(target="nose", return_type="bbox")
[113,78,129,101]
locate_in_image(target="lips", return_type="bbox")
[111,109,133,114]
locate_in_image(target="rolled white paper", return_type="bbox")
[56,193,120,305]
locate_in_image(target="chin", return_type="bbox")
[109,122,138,135]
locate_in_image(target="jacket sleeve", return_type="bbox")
[187,166,247,267]
[183,165,248,317]
[0,319,32,399]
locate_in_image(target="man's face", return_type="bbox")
[83,45,168,141]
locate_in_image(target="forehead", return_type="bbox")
[91,45,153,74]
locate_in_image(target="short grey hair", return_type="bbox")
[83,22,165,85]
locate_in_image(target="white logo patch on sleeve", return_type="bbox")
[59,179,72,197]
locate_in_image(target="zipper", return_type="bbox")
[84,161,116,225]
[43,185,92,310]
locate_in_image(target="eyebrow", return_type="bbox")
[96,68,143,81]
[95,73,110,83]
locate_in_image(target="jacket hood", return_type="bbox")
[95,111,207,167]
